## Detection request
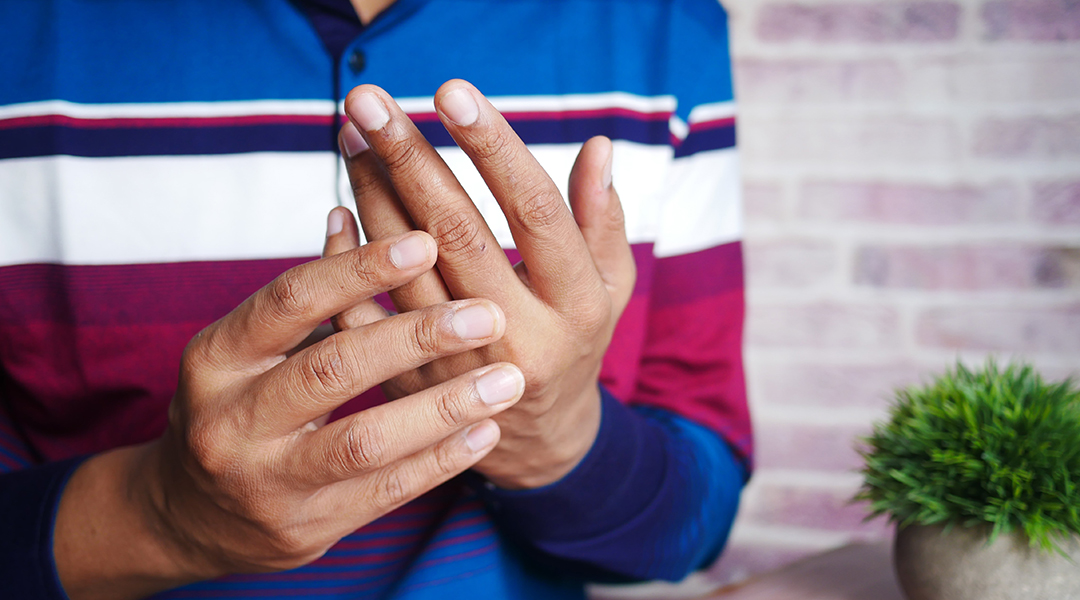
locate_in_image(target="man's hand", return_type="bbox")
[327,80,636,489]
[54,230,524,600]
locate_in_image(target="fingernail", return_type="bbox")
[602,143,614,189]
[340,121,369,157]
[389,233,429,269]
[476,366,524,406]
[352,93,389,131]
[326,209,344,237]
[451,304,497,340]
[441,88,479,126]
[465,421,499,453]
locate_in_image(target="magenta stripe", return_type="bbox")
[689,116,736,132]
[0,259,311,325]
[652,242,743,306]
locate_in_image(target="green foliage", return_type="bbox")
[856,361,1080,553]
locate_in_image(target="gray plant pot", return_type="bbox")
[894,523,1080,600]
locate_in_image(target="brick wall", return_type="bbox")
[718,0,1080,587]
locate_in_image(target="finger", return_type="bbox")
[204,230,439,368]
[339,121,453,312]
[343,85,521,305]
[250,298,506,435]
[287,364,523,486]
[323,206,389,330]
[434,79,604,309]
[568,136,637,314]
[315,420,501,525]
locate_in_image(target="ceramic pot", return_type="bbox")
[894,523,1080,600]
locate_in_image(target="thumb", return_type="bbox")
[567,136,636,314]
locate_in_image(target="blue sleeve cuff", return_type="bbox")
[0,456,87,600]
[469,387,745,581]
[472,386,667,544]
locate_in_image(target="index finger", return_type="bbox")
[434,79,605,309]
[201,230,437,370]
[343,85,521,306]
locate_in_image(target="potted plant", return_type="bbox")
[857,361,1080,600]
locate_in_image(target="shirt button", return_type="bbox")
[348,49,366,75]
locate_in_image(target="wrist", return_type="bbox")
[132,438,231,584]
[481,385,602,490]
[54,443,219,600]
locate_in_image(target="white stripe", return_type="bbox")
[2,144,736,266]
[0,154,339,266]
[0,99,336,120]
[687,100,737,125]
[4,93,679,122]
[395,92,676,116]
[653,148,743,258]
[0,94,674,122]
[669,115,689,141]
[338,141,674,250]
[431,141,673,249]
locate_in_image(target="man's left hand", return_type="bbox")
[326,80,636,489]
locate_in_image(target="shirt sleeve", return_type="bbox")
[0,401,83,600]
[473,0,750,581]
[472,387,743,582]
[633,0,751,472]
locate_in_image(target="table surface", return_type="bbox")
[703,542,905,600]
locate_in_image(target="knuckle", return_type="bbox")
[266,269,314,320]
[339,417,385,472]
[348,159,385,199]
[267,526,312,559]
[345,247,383,288]
[378,137,425,177]
[179,334,209,382]
[302,336,352,396]
[410,311,446,358]
[429,209,486,258]
[374,468,411,507]
[431,438,463,476]
[575,297,611,333]
[185,420,235,479]
[513,184,566,233]
[470,127,517,163]
[433,387,470,429]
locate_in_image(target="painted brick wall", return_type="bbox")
[718,0,1080,588]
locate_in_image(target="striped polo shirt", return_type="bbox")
[0,1,750,598]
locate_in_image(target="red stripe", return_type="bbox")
[413,539,498,570]
[424,525,496,553]
[689,116,736,132]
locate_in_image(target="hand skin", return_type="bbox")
[329,80,637,490]
[53,229,527,600]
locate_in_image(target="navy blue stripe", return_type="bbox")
[1,114,675,160]
[0,124,337,159]
[674,124,737,158]
[404,115,672,151]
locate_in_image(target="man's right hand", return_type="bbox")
[53,227,523,600]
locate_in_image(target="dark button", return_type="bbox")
[347,49,366,75]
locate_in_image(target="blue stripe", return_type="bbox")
[0,445,32,470]
[674,124,737,158]
[417,115,669,149]
[2,115,674,159]
[0,124,335,159]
